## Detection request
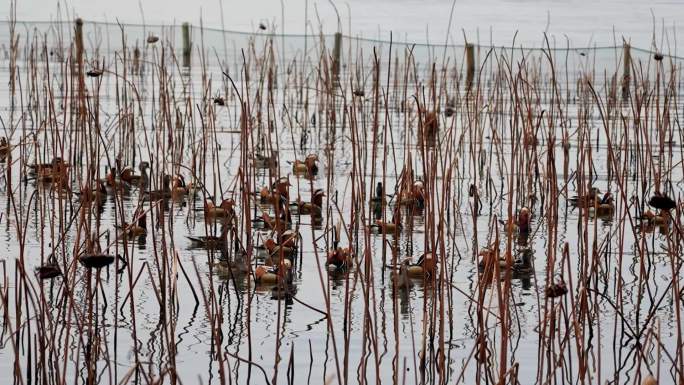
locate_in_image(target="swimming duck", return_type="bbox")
[260,238,296,264]
[187,225,230,250]
[265,237,295,255]
[204,198,236,221]
[391,263,414,289]
[399,180,426,207]
[214,257,249,277]
[143,174,172,201]
[119,207,147,238]
[29,157,68,176]
[260,177,291,204]
[478,246,533,276]
[373,210,402,234]
[0,137,10,159]
[36,257,62,280]
[641,375,658,385]
[637,209,670,233]
[642,209,670,225]
[370,182,386,206]
[292,189,325,215]
[499,207,531,234]
[402,252,437,278]
[255,259,292,284]
[171,175,190,198]
[213,240,250,276]
[121,161,150,188]
[594,192,615,217]
[34,157,69,183]
[292,154,319,176]
[648,192,676,211]
[278,229,300,249]
[326,246,353,273]
[253,149,279,169]
[78,180,107,205]
[568,186,601,208]
[373,219,402,234]
[257,211,291,232]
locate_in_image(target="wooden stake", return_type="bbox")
[622,43,631,101]
[466,43,475,91]
[182,22,191,68]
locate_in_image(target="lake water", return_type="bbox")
[0,2,683,385]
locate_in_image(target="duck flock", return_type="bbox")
[0,19,682,385]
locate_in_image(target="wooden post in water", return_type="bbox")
[331,32,342,83]
[622,43,631,101]
[133,45,140,75]
[182,22,191,68]
[465,43,475,92]
[75,18,84,74]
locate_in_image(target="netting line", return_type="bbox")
[2,19,682,60]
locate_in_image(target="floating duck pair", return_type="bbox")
[204,198,236,221]
[119,161,150,188]
[499,207,531,235]
[260,177,291,204]
[258,210,292,232]
[292,154,319,176]
[77,180,107,205]
[187,225,231,250]
[397,252,437,279]
[253,149,279,169]
[31,157,69,183]
[569,187,616,217]
[591,192,615,217]
[258,229,300,262]
[568,186,602,208]
[255,259,292,284]
[259,236,297,264]
[290,189,325,215]
[326,246,353,273]
[398,180,426,208]
[638,191,677,232]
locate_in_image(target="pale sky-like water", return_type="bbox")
[6,0,683,51]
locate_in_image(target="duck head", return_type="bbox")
[220,198,235,211]
[204,199,216,210]
[275,177,291,195]
[162,174,172,190]
[601,192,614,205]
[412,180,426,202]
[264,238,278,252]
[312,189,325,206]
[279,229,298,247]
[517,207,531,232]
[305,154,319,165]
[173,175,186,188]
